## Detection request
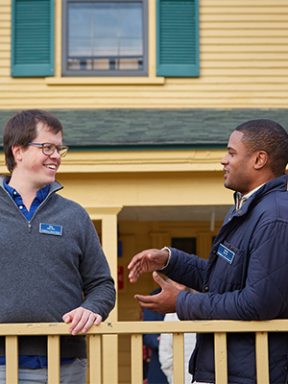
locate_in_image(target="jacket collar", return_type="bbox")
[231,174,287,217]
[0,175,63,196]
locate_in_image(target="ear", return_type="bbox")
[11,144,24,163]
[254,151,268,170]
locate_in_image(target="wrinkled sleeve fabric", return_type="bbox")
[176,219,288,321]
[160,248,208,292]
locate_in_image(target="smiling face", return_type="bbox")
[221,130,257,195]
[17,122,62,190]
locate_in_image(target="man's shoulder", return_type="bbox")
[53,193,87,212]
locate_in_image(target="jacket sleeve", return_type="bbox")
[161,248,208,292]
[176,219,288,321]
[79,212,116,321]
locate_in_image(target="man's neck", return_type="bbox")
[8,174,46,211]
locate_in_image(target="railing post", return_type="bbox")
[256,331,270,384]
[89,334,102,384]
[48,335,60,384]
[6,336,18,384]
[214,332,228,384]
[173,333,185,384]
[131,334,143,384]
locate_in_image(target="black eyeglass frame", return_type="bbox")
[28,142,69,157]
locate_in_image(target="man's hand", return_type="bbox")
[62,307,102,335]
[128,248,169,283]
[134,272,180,314]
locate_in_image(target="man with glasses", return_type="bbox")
[0,109,115,383]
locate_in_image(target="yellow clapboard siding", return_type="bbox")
[0,78,53,85]
[0,59,10,66]
[0,68,10,76]
[201,7,288,14]
[0,97,287,107]
[201,14,288,21]
[1,75,288,86]
[201,52,288,60]
[201,45,288,52]
[0,22,11,28]
[200,37,288,45]
[0,0,11,5]
[200,68,288,75]
[0,37,10,44]
[165,77,288,84]
[0,54,9,60]
[2,91,288,99]
[2,83,288,92]
[0,14,10,20]
[0,45,10,51]
[0,7,10,13]
[2,90,288,100]
[200,22,288,29]
[201,30,288,37]
[164,84,288,91]
[1,102,288,109]
[0,30,10,37]
[0,0,287,110]
[201,0,288,6]
[202,61,288,68]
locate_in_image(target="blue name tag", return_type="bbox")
[217,243,235,264]
[39,223,62,236]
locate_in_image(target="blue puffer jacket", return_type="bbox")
[162,174,288,384]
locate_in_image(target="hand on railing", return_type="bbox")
[134,272,180,314]
[62,306,103,335]
[128,248,169,283]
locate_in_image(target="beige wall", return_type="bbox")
[1,0,288,109]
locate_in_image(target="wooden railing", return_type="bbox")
[1,319,288,384]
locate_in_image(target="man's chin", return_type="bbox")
[224,181,234,191]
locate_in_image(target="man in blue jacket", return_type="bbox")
[128,119,288,384]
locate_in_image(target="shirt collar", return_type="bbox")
[3,179,50,203]
[235,183,265,210]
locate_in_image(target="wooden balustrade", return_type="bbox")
[1,319,286,384]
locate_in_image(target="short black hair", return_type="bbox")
[235,119,288,177]
[3,109,63,173]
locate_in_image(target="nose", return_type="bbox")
[50,148,61,160]
[221,153,228,165]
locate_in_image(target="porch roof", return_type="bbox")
[0,108,288,151]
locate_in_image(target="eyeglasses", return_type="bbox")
[28,142,69,157]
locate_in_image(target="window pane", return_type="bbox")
[67,1,144,71]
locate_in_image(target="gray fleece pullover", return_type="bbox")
[0,176,115,358]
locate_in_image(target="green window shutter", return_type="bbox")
[156,0,199,77]
[11,0,54,77]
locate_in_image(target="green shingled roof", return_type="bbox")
[0,109,288,151]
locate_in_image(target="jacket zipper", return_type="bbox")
[2,185,62,232]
